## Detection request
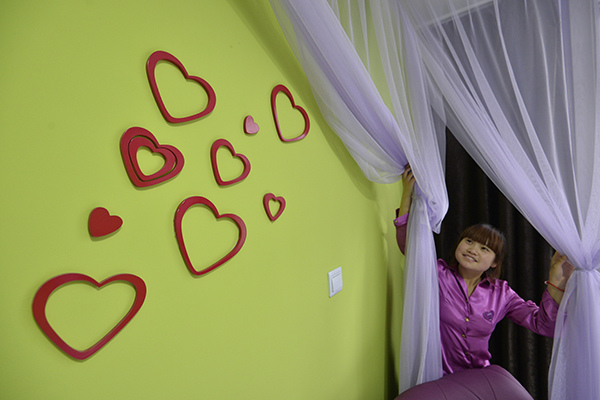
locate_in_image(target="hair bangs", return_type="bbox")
[460,224,505,257]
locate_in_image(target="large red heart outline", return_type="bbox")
[147,50,216,123]
[271,84,310,142]
[210,139,251,186]
[174,196,247,276]
[88,207,123,237]
[263,193,286,221]
[32,273,146,360]
[120,127,184,187]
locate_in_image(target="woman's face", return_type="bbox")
[455,237,497,278]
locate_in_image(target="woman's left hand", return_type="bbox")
[549,252,575,288]
[547,252,575,303]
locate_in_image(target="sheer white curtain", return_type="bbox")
[399,0,600,398]
[269,0,448,391]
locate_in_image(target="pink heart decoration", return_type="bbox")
[174,196,247,276]
[271,84,310,142]
[120,127,184,187]
[263,193,286,221]
[88,207,123,237]
[210,138,251,186]
[146,50,216,123]
[32,273,146,360]
[244,115,260,135]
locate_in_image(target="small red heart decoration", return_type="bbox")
[32,273,146,360]
[263,193,286,221]
[271,84,310,142]
[174,196,247,276]
[210,138,251,186]
[146,50,216,123]
[89,207,123,237]
[120,127,184,187]
[244,115,260,135]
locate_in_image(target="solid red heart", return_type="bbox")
[210,138,251,186]
[88,207,123,237]
[271,84,310,142]
[32,273,146,360]
[244,115,260,135]
[263,193,286,221]
[147,50,216,123]
[174,196,247,276]
[120,127,184,187]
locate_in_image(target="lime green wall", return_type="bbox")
[0,1,404,399]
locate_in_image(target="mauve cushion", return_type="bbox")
[395,365,533,400]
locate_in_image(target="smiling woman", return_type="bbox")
[395,166,574,398]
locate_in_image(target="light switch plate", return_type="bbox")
[328,266,343,297]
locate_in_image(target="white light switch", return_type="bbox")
[328,266,343,297]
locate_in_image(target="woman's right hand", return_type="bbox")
[399,164,416,216]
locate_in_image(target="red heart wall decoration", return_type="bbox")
[174,196,247,276]
[32,273,146,360]
[120,127,184,187]
[244,115,260,135]
[210,138,251,186]
[146,50,216,123]
[88,207,123,237]
[271,84,310,142]
[263,193,286,221]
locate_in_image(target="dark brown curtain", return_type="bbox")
[434,131,555,400]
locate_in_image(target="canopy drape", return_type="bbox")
[271,0,600,398]
[269,0,449,391]
[400,1,600,398]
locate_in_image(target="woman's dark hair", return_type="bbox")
[448,224,506,280]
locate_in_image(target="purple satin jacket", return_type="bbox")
[394,213,559,375]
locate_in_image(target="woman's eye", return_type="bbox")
[481,247,489,252]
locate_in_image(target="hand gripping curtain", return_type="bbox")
[269,0,449,392]
[399,0,600,398]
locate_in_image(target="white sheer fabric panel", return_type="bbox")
[399,1,600,398]
[270,0,406,183]
[269,0,448,392]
